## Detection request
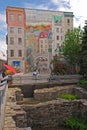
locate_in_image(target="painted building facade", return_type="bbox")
[6,7,74,73]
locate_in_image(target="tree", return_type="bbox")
[80,22,87,77]
[62,27,83,73]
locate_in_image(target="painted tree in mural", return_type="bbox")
[80,21,87,77]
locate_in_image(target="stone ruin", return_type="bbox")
[3,84,87,129]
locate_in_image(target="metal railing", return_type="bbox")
[12,74,81,85]
[0,78,8,130]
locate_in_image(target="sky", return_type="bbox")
[0,0,86,59]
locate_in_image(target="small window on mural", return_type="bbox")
[18,38,22,44]
[10,37,14,45]
[18,50,22,57]
[10,50,14,57]
[67,19,70,25]
[10,27,14,33]
[10,14,14,21]
[18,14,22,22]
[18,28,22,34]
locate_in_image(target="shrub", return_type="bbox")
[52,62,73,75]
[60,93,79,100]
[64,116,87,130]
[79,80,87,90]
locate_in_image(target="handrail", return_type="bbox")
[0,79,8,130]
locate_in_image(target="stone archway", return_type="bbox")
[36,57,49,73]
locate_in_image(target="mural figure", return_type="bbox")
[25,24,52,72]
[26,47,34,71]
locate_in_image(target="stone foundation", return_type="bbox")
[3,87,26,130]
[3,85,87,129]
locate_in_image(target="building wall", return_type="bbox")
[0,59,7,71]
[6,7,26,72]
[6,7,73,73]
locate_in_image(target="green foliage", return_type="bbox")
[62,27,82,66]
[60,93,79,100]
[50,55,73,75]
[79,80,87,90]
[80,23,87,76]
[64,116,87,130]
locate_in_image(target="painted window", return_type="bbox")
[10,37,14,45]
[10,14,14,21]
[57,36,59,40]
[67,19,70,25]
[56,28,59,33]
[61,36,63,40]
[18,14,22,22]
[61,28,63,33]
[41,44,43,48]
[67,29,70,32]
[18,38,22,44]
[10,27,14,33]
[18,28,22,34]
[10,50,14,57]
[18,50,22,57]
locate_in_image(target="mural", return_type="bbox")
[54,16,62,26]
[12,61,21,72]
[25,24,52,72]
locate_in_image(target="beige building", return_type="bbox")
[6,7,74,73]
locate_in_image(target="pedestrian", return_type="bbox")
[2,69,6,78]
[0,70,3,83]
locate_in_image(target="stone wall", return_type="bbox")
[4,84,87,129]
[34,85,74,101]
[23,100,81,128]
[3,87,27,130]
[21,86,87,128]
[34,85,87,101]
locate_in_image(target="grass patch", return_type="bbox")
[60,93,80,100]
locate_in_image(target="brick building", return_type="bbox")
[6,6,74,73]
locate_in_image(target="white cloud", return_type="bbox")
[0,0,87,60]
[0,12,7,29]
[0,40,7,60]
[0,12,7,59]
[70,0,87,28]
[24,3,49,10]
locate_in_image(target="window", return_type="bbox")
[10,37,14,45]
[18,28,22,34]
[57,36,59,40]
[18,14,22,22]
[45,39,48,43]
[67,19,70,25]
[61,36,63,40]
[41,44,43,48]
[56,28,59,33]
[67,29,70,32]
[10,50,14,57]
[10,27,14,33]
[57,43,59,48]
[61,28,63,33]
[18,50,22,57]
[40,40,43,43]
[18,38,22,44]
[10,14,14,21]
